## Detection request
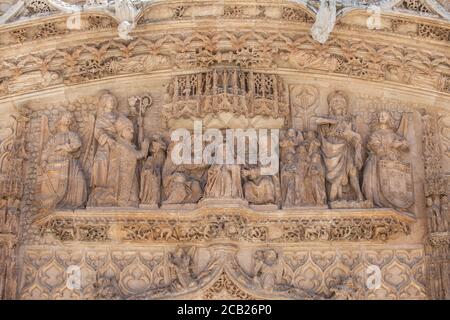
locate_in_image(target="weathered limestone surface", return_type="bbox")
[0,0,449,300]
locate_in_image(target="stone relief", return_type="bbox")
[0,25,449,99]
[139,135,166,208]
[0,108,28,299]
[87,91,150,207]
[21,85,426,215]
[315,91,367,207]
[24,86,426,214]
[161,68,289,126]
[426,195,449,234]
[38,209,412,244]
[310,0,336,44]
[18,246,427,300]
[36,112,87,211]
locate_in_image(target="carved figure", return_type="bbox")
[295,144,311,204]
[427,196,448,233]
[316,91,364,203]
[242,165,280,205]
[329,277,359,300]
[37,112,87,210]
[204,144,243,199]
[167,247,197,290]
[280,153,298,207]
[90,91,122,191]
[311,0,336,44]
[303,130,327,206]
[307,152,327,206]
[140,136,166,207]
[114,0,138,40]
[88,116,149,207]
[162,141,205,205]
[362,111,413,209]
[252,249,281,291]
[440,196,449,231]
[280,128,303,163]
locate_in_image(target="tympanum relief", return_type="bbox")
[25,78,418,216]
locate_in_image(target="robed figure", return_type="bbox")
[89,116,149,207]
[140,136,166,207]
[204,143,243,199]
[316,91,364,203]
[38,112,87,210]
[362,111,413,209]
[90,92,121,191]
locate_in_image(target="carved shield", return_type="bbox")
[379,160,414,209]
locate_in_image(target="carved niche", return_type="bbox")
[161,67,289,129]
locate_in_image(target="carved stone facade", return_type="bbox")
[0,0,449,300]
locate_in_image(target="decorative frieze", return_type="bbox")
[36,207,414,243]
[18,246,427,300]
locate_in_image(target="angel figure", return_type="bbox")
[311,0,336,44]
[115,0,139,40]
[252,249,283,292]
[167,247,198,290]
[37,112,87,210]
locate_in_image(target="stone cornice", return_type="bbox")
[35,206,416,243]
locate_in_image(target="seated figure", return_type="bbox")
[242,165,281,206]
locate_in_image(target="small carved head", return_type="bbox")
[151,135,167,152]
[115,116,134,141]
[426,197,433,207]
[285,152,295,164]
[306,130,317,140]
[440,195,448,205]
[99,91,118,112]
[287,128,296,138]
[377,111,395,129]
[328,91,348,116]
[263,249,278,266]
[433,197,441,206]
[253,250,264,262]
[296,144,308,157]
[56,112,74,131]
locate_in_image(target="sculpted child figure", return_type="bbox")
[140,136,166,207]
